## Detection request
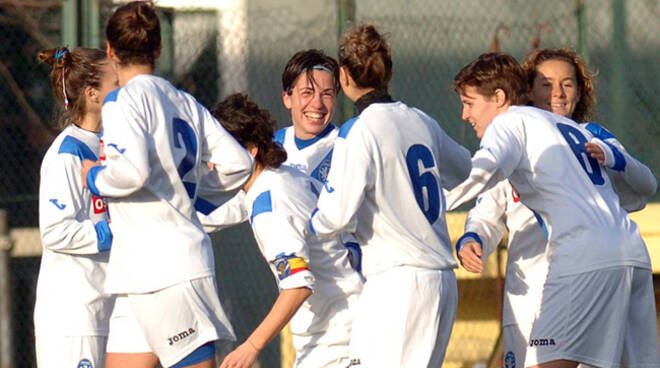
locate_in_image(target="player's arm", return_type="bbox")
[456,184,508,273]
[436,126,472,190]
[310,119,373,239]
[445,117,524,211]
[584,123,657,211]
[40,157,111,255]
[83,97,151,197]
[200,107,254,193]
[196,190,248,233]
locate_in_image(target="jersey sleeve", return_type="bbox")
[199,107,254,192]
[462,184,508,257]
[89,96,151,197]
[445,116,524,211]
[197,190,248,232]
[252,211,315,291]
[435,126,472,190]
[40,155,110,254]
[309,120,374,239]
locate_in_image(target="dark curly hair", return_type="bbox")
[212,93,287,169]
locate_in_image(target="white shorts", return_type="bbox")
[292,291,359,367]
[106,277,236,367]
[525,266,660,368]
[347,267,457,367]
[35,335,107,368]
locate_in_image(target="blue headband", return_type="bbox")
[55,49,68,62]
[311,65,333,74]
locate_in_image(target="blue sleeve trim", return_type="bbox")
[309,149,334,182]
[603,140,626,171]
[87,166,106,197]
[58,136,98,161]
[456,231,482,254]
[338,117,359,138]
[194,197,219,215]
[171,341,215,368]
[530,210,549,239]
[344,241,362,273]
[273,128,286,145]
[250,190,272,223]
[584,122,616,140]
[95,220,112,252]
[103,88,120,104]
[309,208,319,235]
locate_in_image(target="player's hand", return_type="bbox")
[81,159,101,189]
[219,340,259,368]
[585,142,605,164]
[458,242,484,273]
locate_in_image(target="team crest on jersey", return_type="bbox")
[272,253,308,280]
[92,195,107,214]
[504,351,515,368]
[77,358,93,368]
[316,158,331,182]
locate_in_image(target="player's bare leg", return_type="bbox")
[529,359,579,368]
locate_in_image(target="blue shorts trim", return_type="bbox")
[171,341,215,368]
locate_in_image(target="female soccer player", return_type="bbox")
[81,2,253,368]
[448,52,658,368]
[309,24,472,366]
[453,49,657,368]
[35,46,117,368]
[213,93,362,368]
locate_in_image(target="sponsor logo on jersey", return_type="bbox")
[347,358,362,366]
[77,358,93,368]
[92,195,107,214]
[168,327,196,345]
[504,351,515,368]
[511,187,520,203]
[323,181,335,193]
[272,253,308,280]
[99,139,106,161]
[49,199,66,210]
[529,338,556,347]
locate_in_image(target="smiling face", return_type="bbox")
[282,69,337,140]
[529,59,580,118]
[459,85,504,139]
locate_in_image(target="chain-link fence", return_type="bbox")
[1,0,658,367]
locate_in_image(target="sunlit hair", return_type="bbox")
[453,52,528,106]
[106,1,160,67]
[282,49,340,95]
[522,48,596,122]
[212,93,287,169]
[38,47,108,129]
[339,23,392,90]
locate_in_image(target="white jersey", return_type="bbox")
[245,166,362,358]
[89,74,253,293]
[36,125,113,337]
[460,121,656,326]
[274,123,338,182]
[446,106,650,280]
[310,101,472,277]
[199,123,338,231]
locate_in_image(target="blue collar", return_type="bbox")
[294,123,335,150]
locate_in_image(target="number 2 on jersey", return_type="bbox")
[406,144,441,224]
[556,123,604,185]
[173,118,198,198]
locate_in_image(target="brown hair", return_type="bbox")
[105,1,160,67]
[453,52,528,106]
[522,48,596,122]
[38,46,108,129]
[212,93,287,169]
[282,49,340,95]
[339,24,392,90]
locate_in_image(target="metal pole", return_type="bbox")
[611,0,627,133]
[337,0,356,124]
[576,0,588,62]
[61,0,79,48]
[0,209,13,368]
